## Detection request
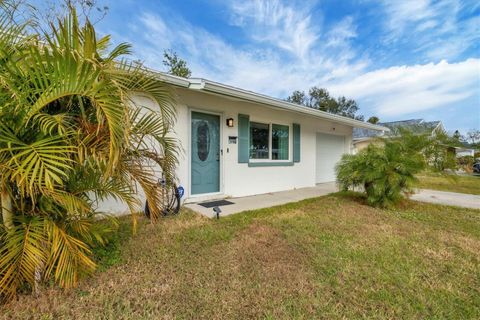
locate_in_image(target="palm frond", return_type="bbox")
[104,42,132,62]
[44,219,96,289]
[32,112,75,136]
[0,125,75,194]
[44,190,91,217]
[0,216,47,301]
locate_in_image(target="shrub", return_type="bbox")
[457,156,474,173]
[336,139,425,207]
[457,155,474,166]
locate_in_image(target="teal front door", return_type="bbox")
[191,111,220,195]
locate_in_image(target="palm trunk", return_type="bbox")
[34,266,43,297]
[1,185,13,230]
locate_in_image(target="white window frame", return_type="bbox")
[249,121,292,163]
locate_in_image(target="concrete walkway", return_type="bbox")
[185,182,338,218]
[411,189,480,209]
[186,185,479,218]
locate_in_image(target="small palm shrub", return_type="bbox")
[336,138,425,207]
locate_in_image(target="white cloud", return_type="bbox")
[328,59,480,116]
[422,15,480,61]
[382,0,438,34]
[138,13,171,50]
[379,0,479,60]
[228,0,319,59]
[325,16,357,48]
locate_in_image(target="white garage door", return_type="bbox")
[316,133,346,183]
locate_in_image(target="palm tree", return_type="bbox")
[0,6,178,300]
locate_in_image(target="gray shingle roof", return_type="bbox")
[353,119,442,139]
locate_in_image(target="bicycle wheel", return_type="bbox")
[144,184,181,218]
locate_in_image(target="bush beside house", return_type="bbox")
[337,131,430,207]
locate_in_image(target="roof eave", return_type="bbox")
[149,72,389,132]
[144,67,191,87]
[197,79,389,132]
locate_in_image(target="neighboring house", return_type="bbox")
[453,146,476,157]
[353,119,476,158]
[353,119,444,153]
[100,72,387,214]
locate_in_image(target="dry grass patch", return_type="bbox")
[1,194,479,319]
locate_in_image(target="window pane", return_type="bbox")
[250,122,269,159]
[196,121,210,162]
[272,124,289,160]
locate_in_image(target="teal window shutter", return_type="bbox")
[238,114,250,163]
[293,123,300,162]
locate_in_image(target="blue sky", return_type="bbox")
[43,0,480,132]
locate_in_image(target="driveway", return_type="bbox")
[411,189,480,209]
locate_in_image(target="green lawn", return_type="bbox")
[415,172,480,195]
[2,193,480,319]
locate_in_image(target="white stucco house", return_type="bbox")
[100,71,388,214]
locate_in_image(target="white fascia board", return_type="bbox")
[144,67,191,87]
[147,70,389,131]
[192,79,389,132]
[353,137,379,143]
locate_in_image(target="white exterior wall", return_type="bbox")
[173,89,352,201]
[456,149,475,157]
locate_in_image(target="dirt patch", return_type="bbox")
[228,223,309,275]
[199,223,317,319]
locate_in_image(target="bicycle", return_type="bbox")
[144,176,181,218]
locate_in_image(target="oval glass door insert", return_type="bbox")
[197,121,210,161]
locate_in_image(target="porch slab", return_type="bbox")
[185,182,338,218]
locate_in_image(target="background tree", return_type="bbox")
[335,96,363,120]
[452,130,464,142]
[3,0,109,29]
[307,87,339,114]
[423,130,459,171]
[367,116,380,124]
[285,90,307,105]
[163,49,192,78]
[286,86,363,120]
[466,129,480,146]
